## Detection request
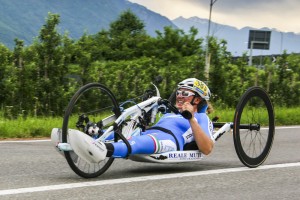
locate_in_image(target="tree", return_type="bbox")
[151,26,203,62]
[207,37,234,105]
[35,12,65,115]
[73,33,94,84]
[37,12,61,79]
[107,10,149,60]
[0,44,14,109]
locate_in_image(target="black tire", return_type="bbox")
[233,86,275,168]
[62,83,120,178]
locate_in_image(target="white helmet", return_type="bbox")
[177,78,211,100]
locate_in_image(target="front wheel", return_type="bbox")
[62,83,120,178]
[233,87,275,168]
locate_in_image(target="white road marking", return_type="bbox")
[275,126,300,129]
[0,139,50,143]
[0,162,300,196]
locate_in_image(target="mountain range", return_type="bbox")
[0,0,176,48]
[1,0,299,56]
[173,16,300,56]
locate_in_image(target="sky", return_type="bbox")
[128,0,300,34]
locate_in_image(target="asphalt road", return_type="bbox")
[0,126,299,200]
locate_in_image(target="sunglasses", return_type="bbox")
[176,90,195,97]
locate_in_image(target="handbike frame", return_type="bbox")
[53,83,275,178]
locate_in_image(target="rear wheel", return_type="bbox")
[233,87,275,168]
[62,83,120,178]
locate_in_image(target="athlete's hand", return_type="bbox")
[182,102,194,119]
[182,102,193,112]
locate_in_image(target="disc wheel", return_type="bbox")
[233,86,275,168]
[62,83,120,178]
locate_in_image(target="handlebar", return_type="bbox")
[158,99,192,120]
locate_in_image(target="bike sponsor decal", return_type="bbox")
[168,152,202,160]
[150,151,203,161]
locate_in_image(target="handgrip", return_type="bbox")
[158,99,192,119]
[181,110,192,120]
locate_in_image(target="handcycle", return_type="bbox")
[51,82,275,178]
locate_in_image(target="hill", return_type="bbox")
[0,0,176,48]
[1,0,299,56]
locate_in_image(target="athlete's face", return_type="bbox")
[175,89,196,111]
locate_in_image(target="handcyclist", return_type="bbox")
[69,78,215,163]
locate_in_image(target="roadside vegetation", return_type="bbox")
[0,107,299,139]
[0,11,299,138]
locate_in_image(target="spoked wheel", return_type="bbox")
[62,83,120,178]
[233,86,275,168]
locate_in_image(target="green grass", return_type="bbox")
[0,107,299,139]
[0,116,63,139]
[210,107,235,123]
[274,107,300,125]
[211,106,300,125]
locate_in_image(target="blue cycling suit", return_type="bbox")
[111,112,214,158]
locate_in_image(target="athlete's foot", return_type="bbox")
[68,129,107,163]
[50,128,66,156]
[51,128,61,146]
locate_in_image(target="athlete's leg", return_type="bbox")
[109,132,178,158]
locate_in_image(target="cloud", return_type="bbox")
[213,0,300,32]
[128,0,300,33]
